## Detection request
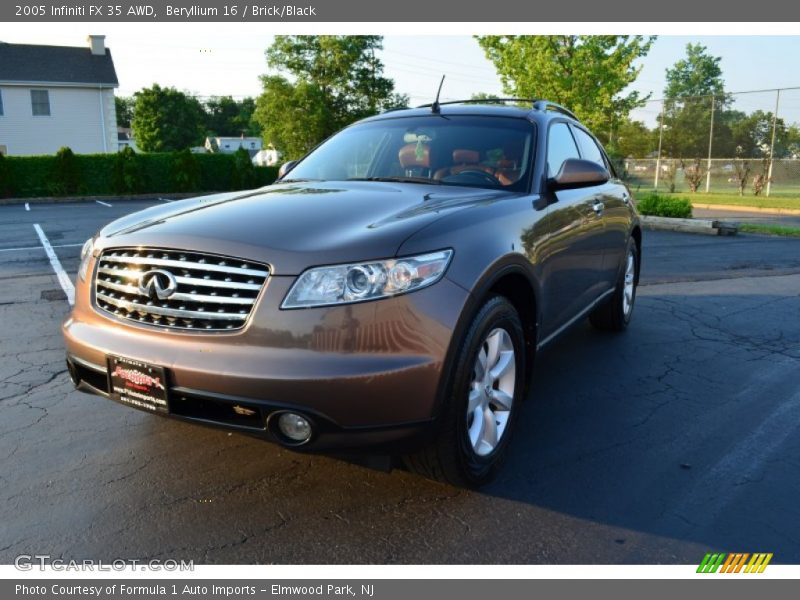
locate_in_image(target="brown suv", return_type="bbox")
[64,100,641,486]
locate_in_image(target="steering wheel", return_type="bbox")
[443,169,501,186]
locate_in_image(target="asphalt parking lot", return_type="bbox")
[1,199,799,564]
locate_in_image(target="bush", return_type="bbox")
[0,153,13,198]
[636,192,693,218]
[112,146,143,194]
[231,147,256,190]
[1,151,279,198]
[171,149,200,192]
[51,147,82,195]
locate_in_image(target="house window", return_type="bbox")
[0,145,7,156]
[31,90,51,116]
[0,89,4,116]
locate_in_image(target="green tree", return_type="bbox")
[253,35,406,159]
[205,96,258,136]
[661,44,728,158]
[476,35,655,138]
[115,96,135,128]
[131,84,206,152]
[729,110,791,158]
[51,146,81,195]
[610,119,657,158]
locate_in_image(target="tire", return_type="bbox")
[403,295,526,487]
[589,237,638,332]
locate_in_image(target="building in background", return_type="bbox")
[0,35,118,156]
[205,135,262,157]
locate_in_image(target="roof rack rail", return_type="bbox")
[416,98,537,109]
[414,98,580,121]
[532,100,579,121]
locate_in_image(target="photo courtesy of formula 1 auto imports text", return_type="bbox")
[1,0,800,597]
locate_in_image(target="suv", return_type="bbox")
[64,100,640,487]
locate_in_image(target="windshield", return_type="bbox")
[284,115,535,191]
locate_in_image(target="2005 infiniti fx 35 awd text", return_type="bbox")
[64,99,641,487]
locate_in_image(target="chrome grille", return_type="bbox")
[94,248,269,331]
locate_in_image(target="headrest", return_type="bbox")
[453,149,480,164]
[399,143,430,168]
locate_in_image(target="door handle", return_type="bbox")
[622,192,630,204]
[592,200,605,215]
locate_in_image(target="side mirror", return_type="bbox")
[549,158,609,190]
[278,160,299,179]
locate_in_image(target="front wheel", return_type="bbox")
[403,295,526,487]
[590,237,638,331]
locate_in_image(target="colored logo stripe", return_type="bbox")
[697,553,773,573]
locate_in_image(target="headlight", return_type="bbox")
[77,238,94,282]
[281,250,453,309]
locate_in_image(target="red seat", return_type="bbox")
[434,149,495,180]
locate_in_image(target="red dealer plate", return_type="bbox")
[108,356,169,414]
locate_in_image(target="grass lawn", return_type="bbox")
[662,192,800,210]
[738,223,800,238]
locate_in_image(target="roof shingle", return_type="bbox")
[0,42,118,86]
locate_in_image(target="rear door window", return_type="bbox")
[572,126,607,169]
[547,122,580,178]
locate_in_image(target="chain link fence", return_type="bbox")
[616,87,800,198]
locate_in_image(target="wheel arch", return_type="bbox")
[431,255,541,422]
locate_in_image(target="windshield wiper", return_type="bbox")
[347,177,442,185]
[279,178,323,183]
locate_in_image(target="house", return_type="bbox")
[117,127,138,152]
[0,35,118,156]
[205,136,262,157]
[252,145,282,167]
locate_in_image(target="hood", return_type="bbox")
[98,182,514,275]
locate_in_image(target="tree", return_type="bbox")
[131,84,206,152]
[204,96,258,137]
[729,110,790,158]
[115,96,135,128]
[610,119,656,158]
[475,35,655,137]
[253,36,407,159]
[661,44,728,158]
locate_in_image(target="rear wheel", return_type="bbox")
[590,237,638,331]
[403,295,526,487]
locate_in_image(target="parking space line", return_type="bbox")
[25,203,30,211]
[0,242,83,253]
[33,224,75,305]
[96,200,113,207]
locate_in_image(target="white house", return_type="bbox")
[205,136,262,156]
[0,35,118,156]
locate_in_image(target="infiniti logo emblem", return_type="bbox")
[138,269,178,300]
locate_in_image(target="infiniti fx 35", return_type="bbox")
[64,100,641,487]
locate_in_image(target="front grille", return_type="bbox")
[94,248,269,331]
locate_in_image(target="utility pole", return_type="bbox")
[654,99,665,189]
[766,89,781,197]
[705,95,715,193]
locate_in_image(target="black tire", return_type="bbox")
[403,295,526,487]
[589,236,638,332]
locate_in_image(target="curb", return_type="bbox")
[691,202,800,216]
[641,215,737,236]
[0,192,205,206]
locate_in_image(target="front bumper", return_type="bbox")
[63,264,470,452]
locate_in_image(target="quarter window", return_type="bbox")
[572,127,606,168]
[31,90,51,116]
[546,122,580,178]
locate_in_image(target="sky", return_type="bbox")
[2,26,799,125]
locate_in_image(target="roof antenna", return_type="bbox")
[431,75,446,114]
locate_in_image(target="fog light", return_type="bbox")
[276,412,312,443]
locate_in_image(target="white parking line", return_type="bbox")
[33,224,75,305]
[96,200,113,207]
[0,242,83,253]
[25,203,30,211]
